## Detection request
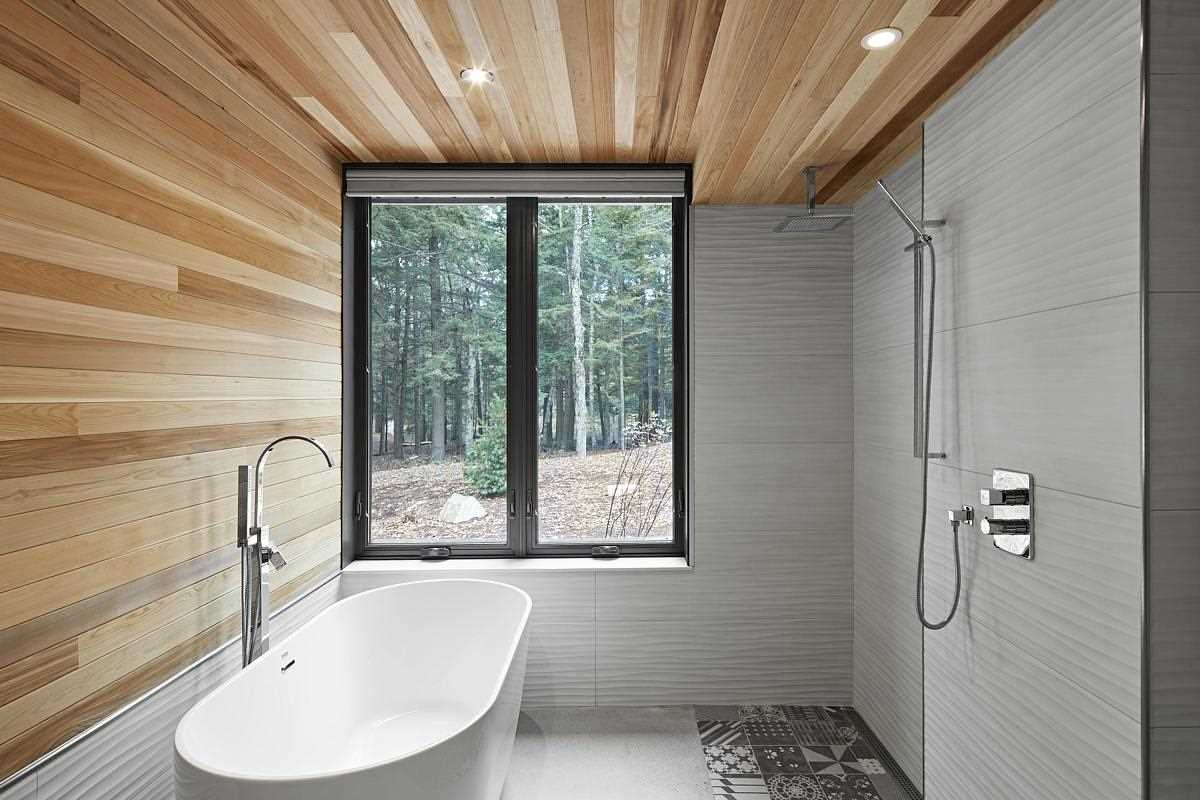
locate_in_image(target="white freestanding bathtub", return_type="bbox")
[175,579,531,800]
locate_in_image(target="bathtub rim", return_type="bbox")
[173,577,532,785]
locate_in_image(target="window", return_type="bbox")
[346,167,689,559]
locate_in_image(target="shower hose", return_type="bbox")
[914,240,962,631]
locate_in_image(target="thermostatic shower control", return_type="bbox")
[980,468,1032,560]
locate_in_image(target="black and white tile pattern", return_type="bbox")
[696,706,916,800]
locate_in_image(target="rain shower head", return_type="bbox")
[775,213,851,233]
[774,166,852,233]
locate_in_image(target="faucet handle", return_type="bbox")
[267,548,288,571]
[980,487,1029,506]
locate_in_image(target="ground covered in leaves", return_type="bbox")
[369,443,673,544]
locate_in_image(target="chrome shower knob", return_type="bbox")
[980,517,1030,536]
[979,487,1029,506]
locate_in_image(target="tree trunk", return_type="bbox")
[541,390,553,451]
[394,275,410,454]
[568,205,588,457]
[596,371,608,446]
[429,226,446,461]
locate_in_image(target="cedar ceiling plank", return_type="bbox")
[788,0,944,166]
[585,0,617,158]
[447,0,533,160]
[0,61,340,257]
[647,0,698,162]
[22,0,343,216]
[497,0,566,161]
[729,0,910,203]
[340,0,477,161]
[418,0,515,160]
[531,0,582,160]
[698,0,832,201]
[630,0,670,160]
[0,23,79,103]
[105,0,344,174]
[665,0,725,162]
[86,0,342,185]
[386,0,494,159]
[613,0,640,155]
[472,0,554,161]
[191,0,396,159]
[932,0,977,15]
[0,100,338,268]
[558,0,599,160]
[816,0,1048,202]
[718,0,869,202]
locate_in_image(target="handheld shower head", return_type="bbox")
[875,179,929,241]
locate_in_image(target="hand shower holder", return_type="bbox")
[979,468,1033,560]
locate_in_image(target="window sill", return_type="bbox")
[342,556,691,574]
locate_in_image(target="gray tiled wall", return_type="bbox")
[851,0,1144,796]
[343,206,856,707]
[0,577,340,800]
[1147,0,1200,796]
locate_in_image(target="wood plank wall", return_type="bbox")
[0,1,343,779]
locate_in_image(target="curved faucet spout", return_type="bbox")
[252,435,335,527]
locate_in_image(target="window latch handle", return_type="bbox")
[508,489,517,518]
[526,489,537,517]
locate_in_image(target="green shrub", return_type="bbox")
[465,396,507,496]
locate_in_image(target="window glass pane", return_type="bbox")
[368,203,508,545]
[536,203,674,543]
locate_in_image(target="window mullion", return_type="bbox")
[506,197,538,557]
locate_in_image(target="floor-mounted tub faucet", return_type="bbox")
[239,435,334,667]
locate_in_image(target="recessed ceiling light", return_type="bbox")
[861,27,903,50]
[459,67,495,85]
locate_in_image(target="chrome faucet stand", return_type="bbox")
[238,435,334,667]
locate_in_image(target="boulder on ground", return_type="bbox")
[606,482,639,498]
[438,493,486,524]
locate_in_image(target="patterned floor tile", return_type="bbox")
[855,758,885,775]
[699,706,912,800]
[711,775,771,798]
[816,774,881,800]
[697,705,743,721]
[699,719,750,746]
[791,719,855,746]
[753,745,809,774]
[863,774,909,800]
[800,745,864,775]
[765,773,827,800]
[739,704,788,721]
[705,745,760,776]
[742,719,799,745]
[782,705,831,725]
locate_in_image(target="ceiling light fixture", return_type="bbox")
[459,67,495,85]
[861,27,903,50]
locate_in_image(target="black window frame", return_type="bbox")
[343,164,690,561]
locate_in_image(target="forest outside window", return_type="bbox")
[348,166,689,559]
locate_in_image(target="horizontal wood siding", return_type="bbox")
[0,1,342,780]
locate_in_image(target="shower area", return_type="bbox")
[847,0,1144,795]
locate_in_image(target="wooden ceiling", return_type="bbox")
[63,0,1044,205]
